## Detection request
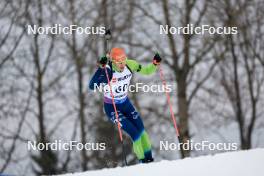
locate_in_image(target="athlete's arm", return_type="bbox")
[88,66,112,90]
[126,59,157,75]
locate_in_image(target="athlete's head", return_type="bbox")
[110,47,126,72]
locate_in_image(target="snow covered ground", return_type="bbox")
[61,149,264,176]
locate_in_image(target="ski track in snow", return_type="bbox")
[60,149,264,176]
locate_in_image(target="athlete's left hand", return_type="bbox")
[153,53,162,65]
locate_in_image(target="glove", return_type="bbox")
[153,53,162,65]
[98,56,108,67]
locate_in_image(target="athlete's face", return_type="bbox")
[113,59,126,72]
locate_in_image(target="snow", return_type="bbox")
[61,149,264,176]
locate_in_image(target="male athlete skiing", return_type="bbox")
[89,47,162,163]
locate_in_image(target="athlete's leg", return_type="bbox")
[121,99,144,132]
[140,131,153,161]
[121,99,154,162]
[104,102,144,160]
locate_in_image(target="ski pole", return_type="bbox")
[104,29,127,166]
[157,64,180,138]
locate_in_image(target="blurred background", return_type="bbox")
[0,0,264,175]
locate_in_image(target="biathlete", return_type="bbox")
[89,48,162,163]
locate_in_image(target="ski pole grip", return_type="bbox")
[105,29,111,40]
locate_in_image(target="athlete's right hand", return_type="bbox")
[98,56,108,67]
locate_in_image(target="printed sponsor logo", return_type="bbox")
[117,73,132,81]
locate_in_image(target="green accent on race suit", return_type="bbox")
[112,59,157,75]
[140,131,152,152]
[126,59,157,75]
[132,131,152,160]
[133,138,145,160]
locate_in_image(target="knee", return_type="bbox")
[130,130,144,142]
